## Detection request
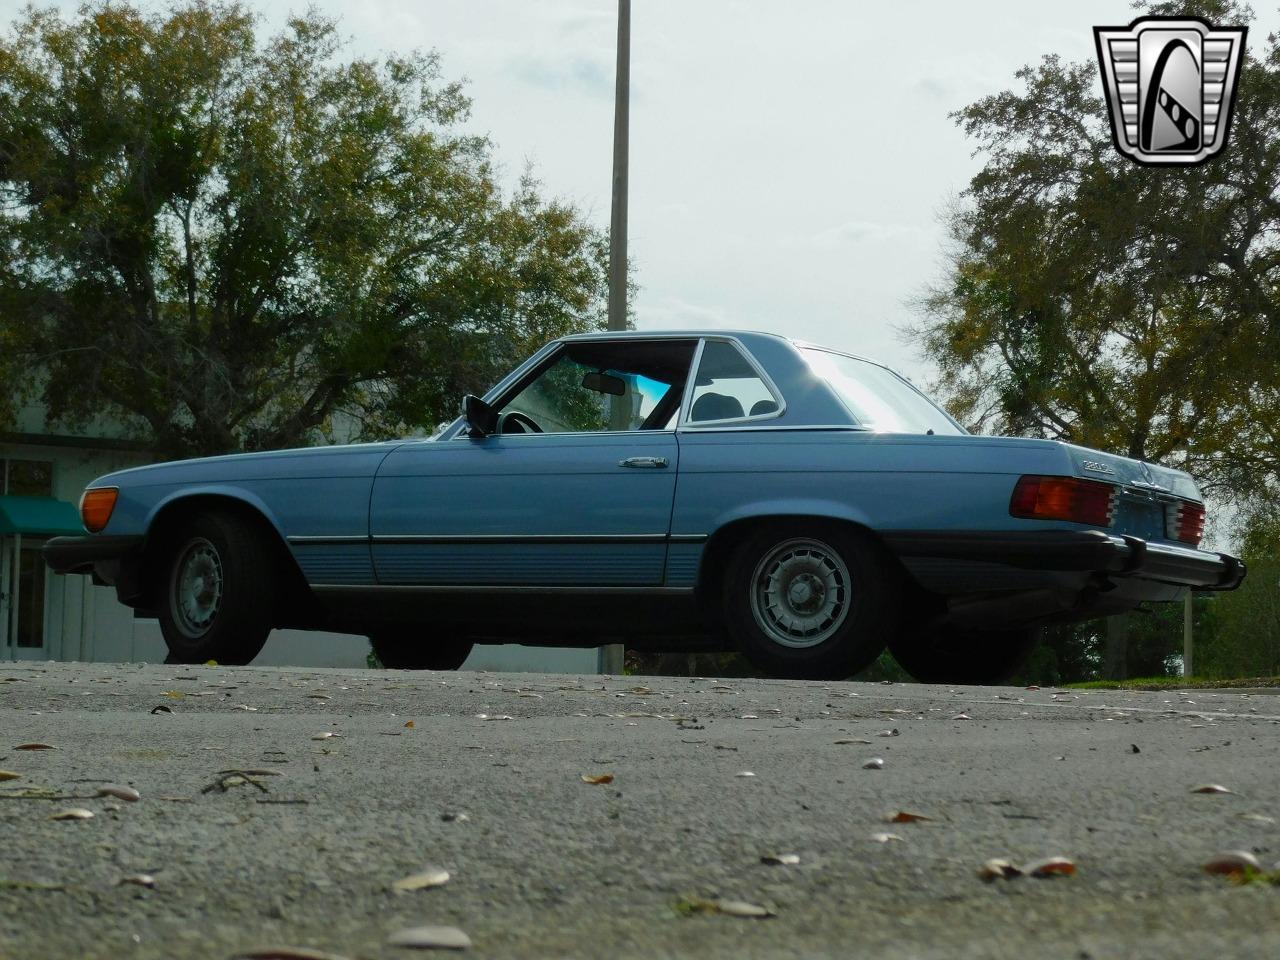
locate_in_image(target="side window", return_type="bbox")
[496,340,697,434]
[687,341,778,424]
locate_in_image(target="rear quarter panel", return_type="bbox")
[667,430,1079,586]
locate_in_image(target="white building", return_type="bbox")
[1,404,603,672]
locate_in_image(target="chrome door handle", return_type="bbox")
[618,456,669,469]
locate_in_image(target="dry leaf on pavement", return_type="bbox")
[870,833,904,843]
[0,770,21,782]
[886,810,932,823]
[96,784,140,802]
[1203,851,1263,877]
[14,743,55,751]
[1025,856,1076,877]
[386,925,472,950]
[978,859,1022,881]
[760,853,800,865]
[232,948,355,960]
[581,773,614,785]
[392,868,450,892]
[50,808,94,821]
[1190,784,1235,794]
[118,874,156,889]
[862,758,885,770]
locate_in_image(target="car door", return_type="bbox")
[369,339,696,588]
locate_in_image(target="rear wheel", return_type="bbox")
[156,512,274,665]
[368,632,474,670]
[888,624,1042,685]
[722,523,898,680]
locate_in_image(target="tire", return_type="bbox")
[369,632,474,670]
[888,624,1042,685]
[156,512,275,665]
[722,523,898,680]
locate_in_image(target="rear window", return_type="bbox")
[800,349,963,435]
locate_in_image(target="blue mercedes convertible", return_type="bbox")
[43,331,1244,682]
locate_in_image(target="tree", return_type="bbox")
[0,2,609,457]
[914,0,1280,501]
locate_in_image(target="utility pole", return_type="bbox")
[607,0,630,333]
[599,0,631,677]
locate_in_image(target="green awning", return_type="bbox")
[0,495,85,536]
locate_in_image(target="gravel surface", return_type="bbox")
[2,661,1279,960]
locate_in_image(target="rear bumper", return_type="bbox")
[883,530,1245,592]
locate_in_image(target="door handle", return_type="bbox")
[618,456,669,469]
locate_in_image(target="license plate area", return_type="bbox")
[1114,492,1166,540]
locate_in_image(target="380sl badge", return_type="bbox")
[1082,460,1117,475]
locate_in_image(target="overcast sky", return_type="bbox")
[5,1,1276,386]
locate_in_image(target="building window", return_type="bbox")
[15,540,47,647]
[2,459,54,497]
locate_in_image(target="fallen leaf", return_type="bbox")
[581,773,614,785]
[161,691,185,699]
[870,833,904,843]
[1236,813,1277,825]
[0,771,21,782]
[404,720,415,729]
[50,808,94,821]
[1203,851,1263,877]
[440,812,470,823]
[952,713,972,721]
[14,743,55,751]
[736,771,756,778]
[978,859,1023,881]
[118,874,156,889]
[1190,784,1235,794]
[630,686,653,695]
[392,868,450,892]
[832,738,871,745]
[760,853,800,865]
[877,729,899,738]
[886,810,932,823]
[712,898,775,918]
[149,705,172,715]
[740,714,760,720]
[386,925,472,950]
[1025,856,1076,878]
[95,784,140,802]
[310,732,338,741]
[232,948,354,960]
[475,714,514,721]
[862,758,885,770]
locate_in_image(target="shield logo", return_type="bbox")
[1094,16,1246,166]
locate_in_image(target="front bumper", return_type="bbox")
[883,530,1245,592]
[43,535,148,606]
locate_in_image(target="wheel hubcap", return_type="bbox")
[171,538,223,638]
[750,538,851,649]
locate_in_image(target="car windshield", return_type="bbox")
[800,348,964,435]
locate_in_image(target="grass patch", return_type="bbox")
[1066,676,1280,691]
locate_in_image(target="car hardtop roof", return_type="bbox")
[554,329,899,374]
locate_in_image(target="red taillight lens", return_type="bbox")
[1165,499,1206,546]
[80,487,118,533]
[1010,475,1117,527]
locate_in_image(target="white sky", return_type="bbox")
[4,1,1276,386]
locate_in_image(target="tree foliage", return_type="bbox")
[915,0,1280,499]
[0,2,609,457]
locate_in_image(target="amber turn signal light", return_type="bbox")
[80,487,119,533]
[1010,475,1117,527]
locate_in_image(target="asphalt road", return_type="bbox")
[2,662,1279,960]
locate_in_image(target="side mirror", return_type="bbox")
[462,394,498,438]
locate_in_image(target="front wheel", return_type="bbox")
[369,632,474,670]
[888,625,1042,685]
[722,524,899,680]
[156,512,274,665]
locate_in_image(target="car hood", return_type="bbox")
[91,440,412,488]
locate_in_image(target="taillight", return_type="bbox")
[1010,475,1117,527]
[79,487,119,533]
[1165,499,1206,546]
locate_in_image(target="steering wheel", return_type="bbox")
[498,410,544,434]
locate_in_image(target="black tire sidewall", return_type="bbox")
[723,523,897,680]
[156,512,274,665]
